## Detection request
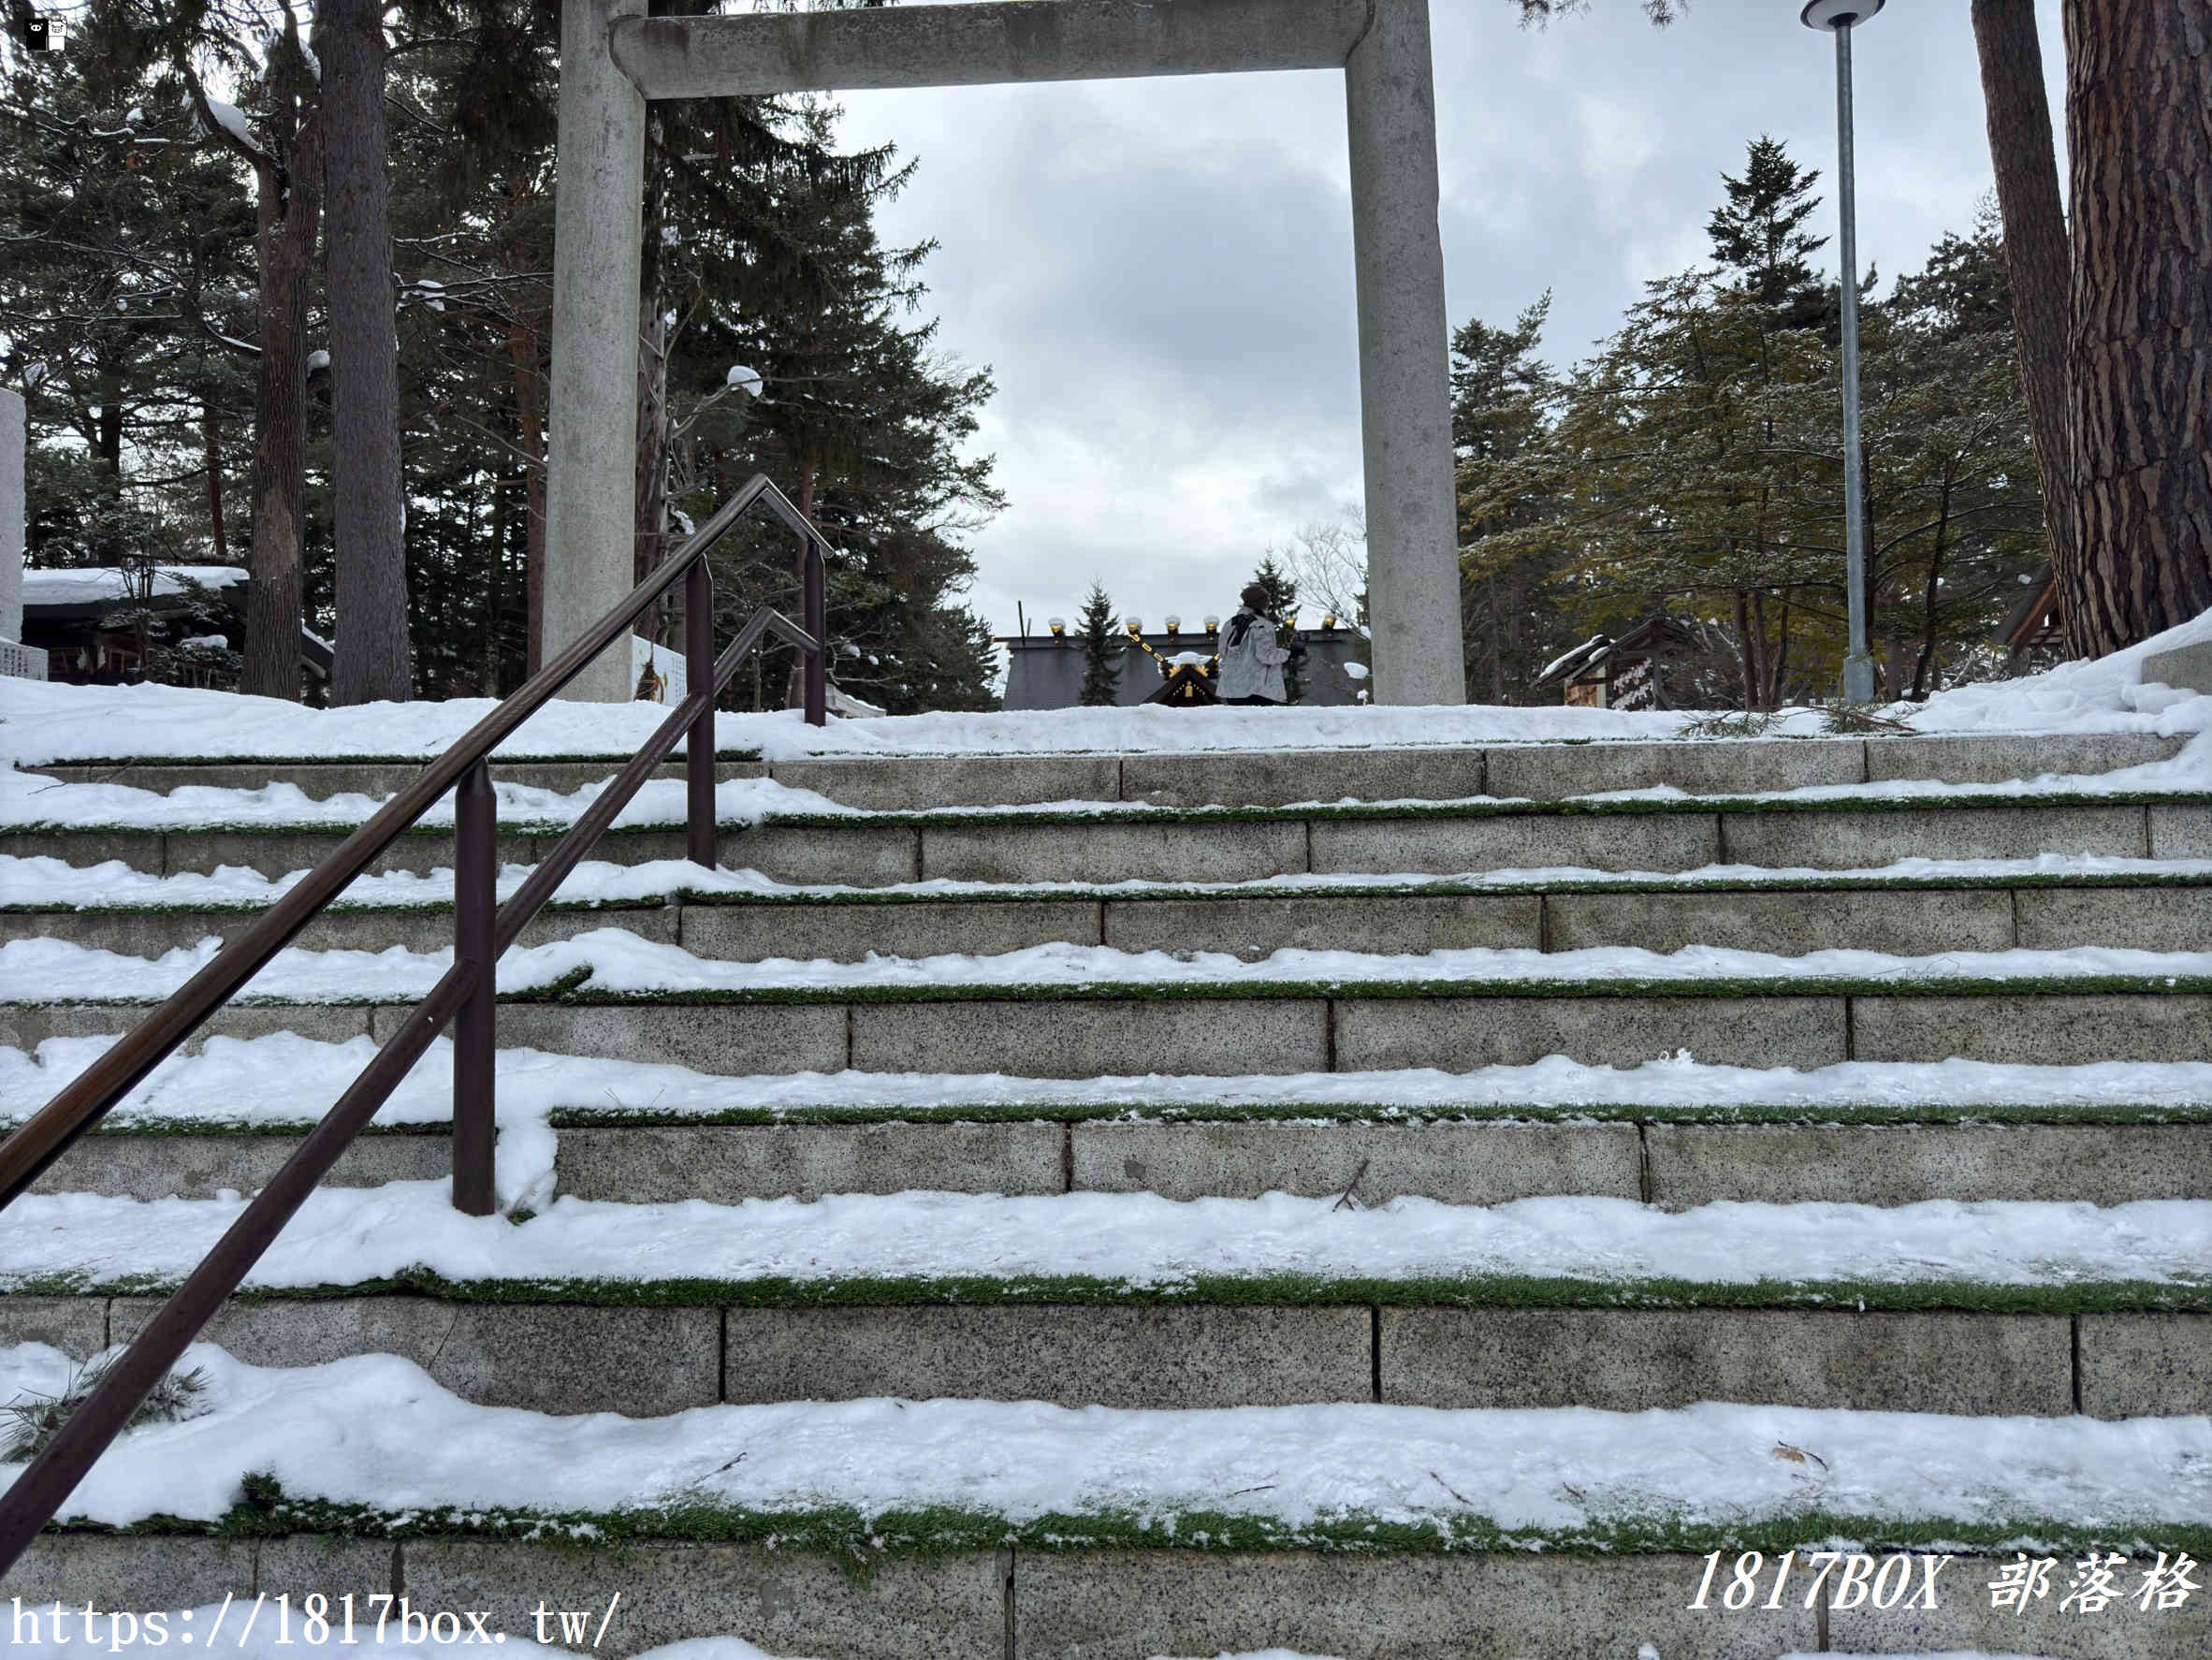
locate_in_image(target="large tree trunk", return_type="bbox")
[1969,0,2080,634]
[2062,0,2212,654]
[634,107,672,593]
[509,316,548,677]
[784,460,818,709]
[499,177,550,678]
[93,378,124,565]
[320,0,414,703]
[487,467,511,697]
[240,57,320,703]
[201,405,228,565]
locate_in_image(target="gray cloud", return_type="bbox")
[830,0,2063,638]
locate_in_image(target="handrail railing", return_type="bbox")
[0,473,836,1572]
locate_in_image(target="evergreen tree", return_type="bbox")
[651,88,1005,714]
[1707,135,1827,314]
[1453,295,1564,704]
[1,29,258,578]
[1519,0,2212,659]
[1245,553,1302,703]
[1076,581,1120,706]
[359,0,999,709]
[1473,205,2042,706]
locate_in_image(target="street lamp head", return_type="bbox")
[1801,0,1883,28]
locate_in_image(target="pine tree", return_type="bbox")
[1706,136,1827,313]
[1245,554,1302,704]
[655,91,1006,714]
[1,29,258,581]
[1474,208,2041,707]
[1519,1,2212,659]
[1453,296,1565,704]
[1076,581,1119,706]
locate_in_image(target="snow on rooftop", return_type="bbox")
[21,565,247,610]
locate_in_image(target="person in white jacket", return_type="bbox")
[1217,583,1294,705]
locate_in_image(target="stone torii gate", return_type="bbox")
[545,0,1467,706]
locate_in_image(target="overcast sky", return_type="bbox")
[827,0,2063,639]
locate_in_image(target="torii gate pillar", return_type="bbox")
[546,0,1467,706]
[543,0,648,704]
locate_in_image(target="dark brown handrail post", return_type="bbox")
[685,555,716,867]
[451,761,496,1216]
[803,535,828,727]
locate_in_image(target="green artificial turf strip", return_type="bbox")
[538,1097,2212,1129]
[66,1478,2212,1565]
[13,866,2212,919]
[10,1268,2206,1316]
[502,971,2212,1005]
[9,787,2209,841]
[16,1099,2212,1137]
[17,969,2212,1012]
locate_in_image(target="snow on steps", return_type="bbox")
[12,1044,2212,1213]
[9,779,2212,891]
[11,1041,2212,1209]
[7,795,2206,894]
[3,1345,2205,1656]
[8,934,2212,1081]
[0,1184,2204,1416]
[18,727,2198,808]
[3,590,2206,773]
[7,663,2212,1654]
[8,856,2212,964]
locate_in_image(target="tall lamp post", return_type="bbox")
[1802,0,1883,704]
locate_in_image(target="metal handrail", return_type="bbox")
[0,473,836,1572]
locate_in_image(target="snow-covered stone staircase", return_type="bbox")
[2,729,2209,1658]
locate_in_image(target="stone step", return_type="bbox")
[9,874,2207,960]
[28,756,750,799]
[11,788,2209,881]
[26,727,2189,808]
[11,974,2209,1077]
[0,1288,2190,1419]
[12,1532,2201,1660]
[22,1115,2210,1209]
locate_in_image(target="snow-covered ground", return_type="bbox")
[2,1181,2201,1294]
[7,1343,2204,1544]
[6,928,2210,1008]
[4,601,2210,766]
